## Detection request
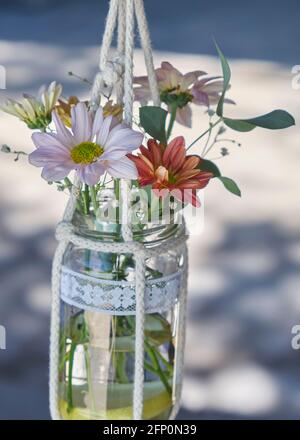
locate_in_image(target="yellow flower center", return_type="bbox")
[70,142,103,164]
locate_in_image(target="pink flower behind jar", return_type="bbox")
[134,62,233,128]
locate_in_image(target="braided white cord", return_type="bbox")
[120,179,133,242]
[120,0,135,241]
[124,0,135,126]
[49,240,68,420]
[117,0,126,57]
[90,0,119,108]
[99,0,119,71]
[116,0,126,104]
[49,178,81,420]
[125,2,175,415]
[133,249,146,419]
[134,0,160,106]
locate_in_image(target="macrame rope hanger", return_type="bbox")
[49,0,188,420]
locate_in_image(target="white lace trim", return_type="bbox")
[60,266,182,315]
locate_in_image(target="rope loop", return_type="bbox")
[55,221,75,242]
[91,55,125,110]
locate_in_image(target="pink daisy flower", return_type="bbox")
[29,102,143,185]
[134,62,234,128]
[134,62,205,128]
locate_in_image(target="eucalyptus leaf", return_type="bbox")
[199,158,221,177]
[242,110,295,129]
[223,118,255,132]
[215,43,295,131]
[215,42,231,117]
[139,106,168,144]
[224,110,295,132]
[218,176,241,197]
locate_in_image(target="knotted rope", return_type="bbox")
[49,0,188,421]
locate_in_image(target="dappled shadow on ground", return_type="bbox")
[0,217,52,419]
[182,221,300,419]
[1,212,300,419]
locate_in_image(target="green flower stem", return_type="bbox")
[116,352,129,383]
[126,316,172,396]
[201,114,215,157]
[154,347,173,374]
[82,184,90,215]
[166,104,177,140]
[63,177,72,190]
[90,185,98,214]
[114,178,120,223]
[187,117,222,151]
[202,130,229,158]
[59,347,70,374]
[145,341,172,395]
[67,342,76,413]
[144,360,159,375]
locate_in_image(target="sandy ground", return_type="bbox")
[0,1,300,420]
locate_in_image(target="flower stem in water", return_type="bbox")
[67,342,76,413]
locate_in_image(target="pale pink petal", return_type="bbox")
[175,105,192,128]
[100,148,129,161]
[92,106,104,137]
[76,162,105,185]
[202,80,224,93]
[105,127,143,152]
[133,75,149,86]
[160,62,183,88]
[161,62,181,75]
[52,110,75,147]
[192,89,210,106]
[31,132,70,154]
[155,67,168,82]
[71,102,92,144]
[41,163,73,181]
[97,114,113,146]
[29,146,71,166]
[106,157,138,179]
[133,86,151,104]
[181,70,206,89]
[205,92,220,105]
[193,76,222,88]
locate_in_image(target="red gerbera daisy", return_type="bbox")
[128,136,212,207]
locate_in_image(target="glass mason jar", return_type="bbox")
[57,190,186,420]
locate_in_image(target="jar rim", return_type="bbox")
[72,210,185,244]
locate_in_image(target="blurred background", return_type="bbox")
[0,0,300,420]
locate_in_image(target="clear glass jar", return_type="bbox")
[57,200,185,420]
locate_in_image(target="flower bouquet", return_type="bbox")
[2,29,294,421]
